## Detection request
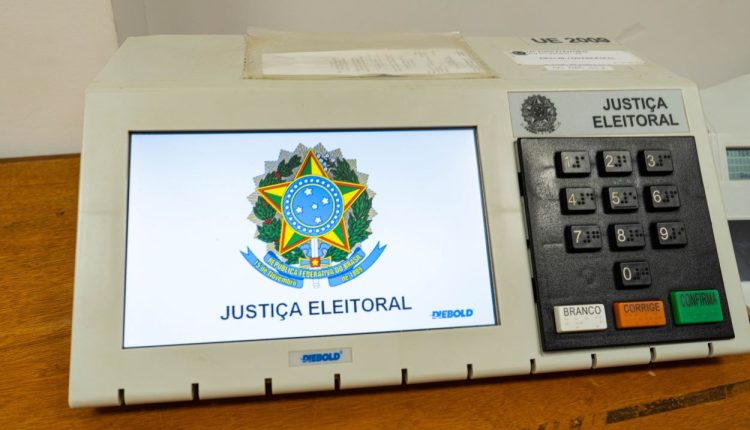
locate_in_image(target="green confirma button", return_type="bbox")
[670,289,724,325]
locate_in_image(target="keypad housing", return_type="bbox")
[518,137,734,351]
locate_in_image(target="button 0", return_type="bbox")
[562,187,596,213]
[647,185,680,210]
[554,304,607,333]
[558,151,591,176]
[641,150,674,174]
[567,225,602,251]
[613,300,667,329]
[617,261,651,287]
[605,186,638,211]
[670,290,724,325]
[600,150,632,175]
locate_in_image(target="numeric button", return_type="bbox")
[641,150,674,174]
[611,223,645,249]
[567,225,602,251]
[617,262,651,287]
[605,186,638,211]
[600,150,632,175]
[654,222,687,247]
[562,187,596,213]
[558,151,591,176]
[647,185,680,210]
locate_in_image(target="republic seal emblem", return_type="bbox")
[241,144,385,288]
[521,94,559,134]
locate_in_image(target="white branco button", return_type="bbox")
[554,304,607,333]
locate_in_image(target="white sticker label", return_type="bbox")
[508,50,643,66]
[554,304,607,333]
[544,65,614,72]
[262,49,485,77]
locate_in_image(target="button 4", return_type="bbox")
[562,187,596,213]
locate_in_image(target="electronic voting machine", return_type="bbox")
[69,33,750,407]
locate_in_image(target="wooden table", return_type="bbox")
[2,155,750,429]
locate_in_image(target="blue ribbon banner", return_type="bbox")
[240,243,386,288]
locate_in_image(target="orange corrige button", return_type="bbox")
[613,300,667,329]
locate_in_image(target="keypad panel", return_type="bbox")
[518,137,733,351]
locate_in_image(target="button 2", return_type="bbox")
[600,150,632,175]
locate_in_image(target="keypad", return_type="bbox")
[518,137,733,351]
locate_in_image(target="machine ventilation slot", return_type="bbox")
[649,347,656,363]
[466,364,474,380]
[334,373,341,391]
[530,359,537,374]
[401,368,408,386]
[591,353,598,369]
[117,388,125,406]
[264,378,273,396]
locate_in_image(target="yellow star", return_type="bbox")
[257,150,367,255]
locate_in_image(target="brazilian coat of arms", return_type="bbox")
[241,144,385,288]
[521,94,559,134]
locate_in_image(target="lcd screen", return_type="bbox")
[124,129,496,348]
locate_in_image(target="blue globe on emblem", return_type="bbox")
[282,176,343,237]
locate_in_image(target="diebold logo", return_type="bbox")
[432,309,474,319]
[241,144,386,288]
[521,94,559,134]
[301,351,343,363]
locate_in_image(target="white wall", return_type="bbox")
[113,0,750,89]
[2,0,749,157]
[0,0,118,158]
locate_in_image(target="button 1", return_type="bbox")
[558,151,591,176]
[554,304,607,333]
[605,186,638,211]
[613,300,667,329]
[647,185,680,210]
[670,290,724,325]
[611,223,645,249]
[641,150,674,174]
[617,261,651,287]
[654,222,687,247]
[567,225,602,251]
[600,150,632,175]
[562,187,596,213]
